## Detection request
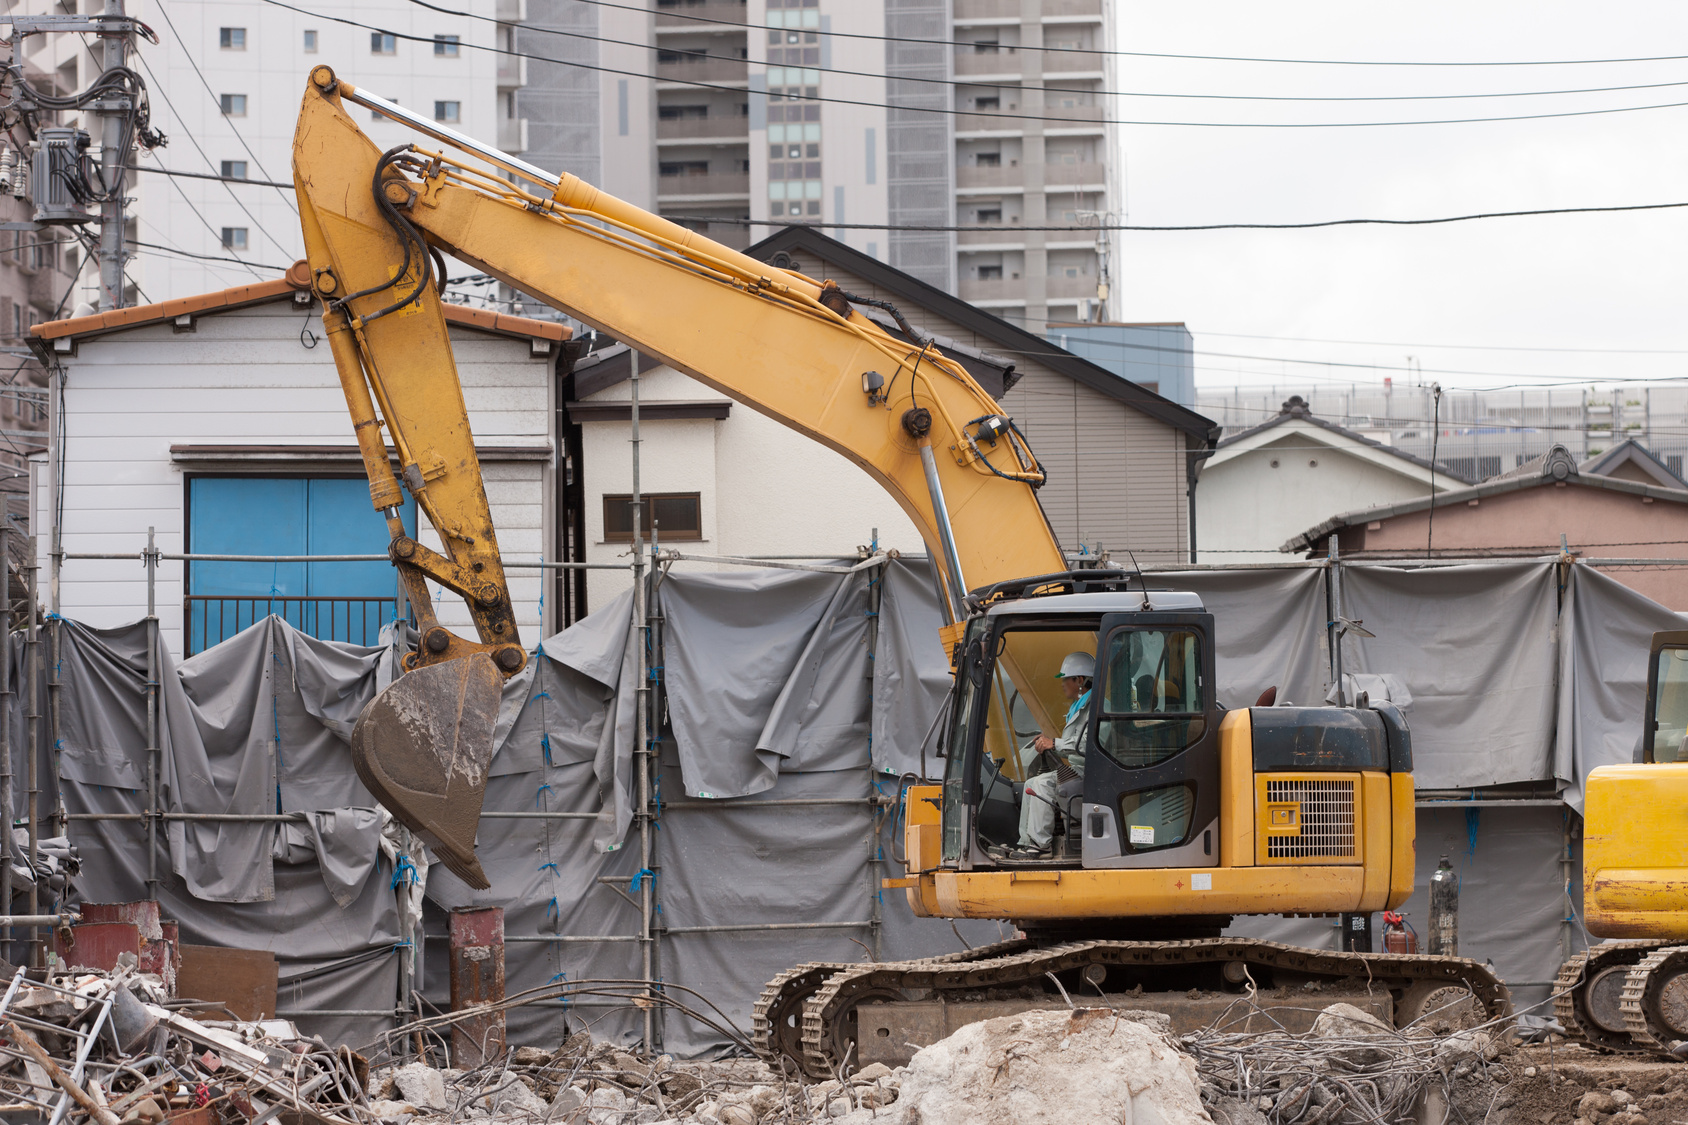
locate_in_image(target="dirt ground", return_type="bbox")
[1470,1045,1688,1125]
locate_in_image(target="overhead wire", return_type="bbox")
[130,52,293,264]
[400,0,1688,107]
[474,0,1688,70]
[255,0,1688,129]
[147,0,297,213]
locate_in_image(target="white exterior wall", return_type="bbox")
[579,365,922,605]
[37,299,553,656]
[1196,429,1455,563]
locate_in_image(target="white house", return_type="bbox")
[28,263,564,657]
[1195,396,1470,563]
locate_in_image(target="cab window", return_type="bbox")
[1098,629,1205,769]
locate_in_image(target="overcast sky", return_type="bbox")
[1108,1,1688,394]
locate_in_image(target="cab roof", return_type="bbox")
[983,591,1205,617]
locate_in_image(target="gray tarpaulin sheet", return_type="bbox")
[34,557,1667,1055]
[1340,562,1561,789]
[1554,564,1687,812]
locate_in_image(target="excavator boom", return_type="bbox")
[292,66,1065,880]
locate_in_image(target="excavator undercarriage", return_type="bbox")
[753,936,1512,1077]
[1554,943,1688,1058]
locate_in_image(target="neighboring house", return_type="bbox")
[1196,396,1470,563]
[561,227,1218,608]
[1283,444,1688,609]
[1578,438,1688,488]
[28,263,565,657]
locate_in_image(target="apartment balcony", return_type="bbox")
[958,277,1024,303]
[656,172,750,199]
[1046,274,1102,300]
[953,0,1020,19]
[656,56,748,85]
[958,225,1026,247]
[1044,50,1103,73]
[954,51,1021,77]
[656,0,749,31]
[956,164,1022,190]
[1044,161,1105,186]
[1041,0,1103,16]
[498,117,528,153]
[497,52,525,88]
[656,116,750,142]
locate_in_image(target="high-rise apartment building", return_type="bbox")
[516,0,1117,335]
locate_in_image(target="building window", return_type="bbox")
[303,29,318,52]
[219,94,247,116]
[603,493,702,541]
[434,100,461,123]
[221,227,248,251]
[219,27,246,49]
[220,160,247,180]
[371,31,397,54]
[434,34,459,56]
[185,477,417,654]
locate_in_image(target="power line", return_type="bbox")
[149,0,296,214]
[130,238,289,270]
[402,0,1688,107]
[260,0,1688,130]
[500,0,1688,71]
[699,201,1688,233]
[1194,328,1688,356]
[131,52,293,264]
[127,164,292,190]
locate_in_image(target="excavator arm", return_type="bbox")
[292,66,1069,884]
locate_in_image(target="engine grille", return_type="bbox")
[1266,779,1355,859]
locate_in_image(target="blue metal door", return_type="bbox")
[186,476,414,653]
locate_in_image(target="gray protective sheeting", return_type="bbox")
[40,556,1670,1055]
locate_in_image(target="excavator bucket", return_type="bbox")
[350,653,502,889]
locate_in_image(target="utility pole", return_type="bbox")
[0,11,150,311]
[95,0,128,309]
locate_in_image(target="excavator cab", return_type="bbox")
[1642,629,1688,764]
[938,574,1220,871]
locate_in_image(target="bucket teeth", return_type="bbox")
[350,652,502,890]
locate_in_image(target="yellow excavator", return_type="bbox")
[1553,630,1688,1057]
[290,65,1509,1071]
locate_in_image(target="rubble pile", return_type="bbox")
[0,956,370,1125]
[1189,1001,1508,1125]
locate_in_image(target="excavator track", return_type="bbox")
[1552,941,1666,1053]
[776,937,1511,1078]
[750,938,1032,1070]
[1619,945,1688,1057]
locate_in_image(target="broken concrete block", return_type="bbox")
[551,1085,586,1114]
[392,1064,446,1110]
[854,1063,893,1083]
[1581,1093,1619,1119]
[891,1007,1208,1125]
[717,1104,755,1125]
[368,1100,417,1119]
[510,1045,550,1067]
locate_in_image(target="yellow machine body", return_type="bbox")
[1582,763,1688,940]
[902,709,1414,920]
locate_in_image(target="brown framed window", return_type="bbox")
[603,493,702,541]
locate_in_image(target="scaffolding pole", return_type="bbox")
[143,527,159,901]
[0,519,11,953]
[628,349,656,1051]
[24,536,37,964]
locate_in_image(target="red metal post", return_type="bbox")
[448,907,506,1066]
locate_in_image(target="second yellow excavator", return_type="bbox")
[1554,630,1688,1058]
[290,64,1510,1071]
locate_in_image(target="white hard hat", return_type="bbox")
[1056,651,1094,680]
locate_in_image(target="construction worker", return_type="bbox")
[994,651,1093,860]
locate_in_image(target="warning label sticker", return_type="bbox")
[1128,825,1155,845]
[1191,873,1212,890]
